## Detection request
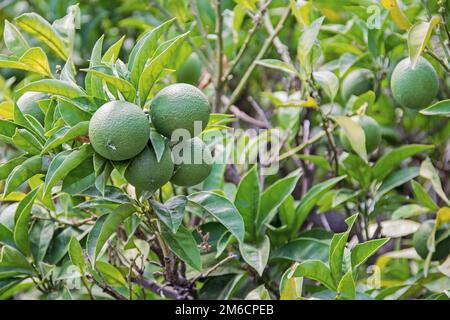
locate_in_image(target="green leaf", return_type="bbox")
[44,144,94,196]
[297,16,324,75]
[18,80,86,98]
[408,16,440,68]
[29,219,54,262]
[69,237,86,275]
[138,32,189,106]
[0,224,14,247]
[392,204,430,219]
[373,144,434,180]
[57,98,92,126]
[411,180,439,210]
[150,196,187,233]
[3,20,29,57]
[272,237,329,262]
[420,158,450,205]
[336,271,355,300]
[0,155,28,180]
[256,59,298,75]
[329,214,358,284]
[46,228,75,264]
[0,119,18,144]
[188,191,245,243]
[18,47,52,77]
[239,235,270,276]
[13,187,40,256]
[15,13,68,60]
[420,99,450,117]
[351,238,390,269]
[234,166,260,240]
[41,122,89,154]
[257,169,302,236]
[376,167,420,200]
[335,116,367,162]
[129,18,176,85]
[293,260,336,291]
[96,261,126,286]
[0,245,33,279]
[62,158,95,194]
[292,176,346,237]
[245,285,271,300]
[86,204,135,264]
[102,36,125,63]
[4,155,42,196]
[85,36,106,99]
[81,67,136,101]
[12,129,43,155]
[162,225,202,271]
[313,70,339,101]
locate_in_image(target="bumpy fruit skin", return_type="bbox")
[413,220,450,261]
[341,69,374,101]
[125,145,174,191]
[150,83,211,139]
[390,57,439,110]
[89,101,150,161]
[340,115,381,154]
[176,55,202,86]
[16,91,47,124]
[171,137,212,186]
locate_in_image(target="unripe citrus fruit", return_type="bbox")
[125,145,174,192]
[390,57,439,110]
[171,137,212,186]
[340,115,381,154]
[341,69,374,101]
[16,91,47,124]
[176,54,202,85]
[89,101,150,161]
[150,83,211,139]
[413,220,450,261]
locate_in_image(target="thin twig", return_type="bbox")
[221,0,273,82]
[215,0,224,111]
[224,8,291,112]
[189,254,237,288]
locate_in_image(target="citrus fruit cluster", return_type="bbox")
[88,83,213,192]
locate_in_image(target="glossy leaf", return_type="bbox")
[373,144,434,180]
[138,32,189,105]
[188,191,245,243]
[18,80,86,98]
[86,204,135,264]
[13,187,40,256]
[239,235,270,276]
[41,121,89,154]
[234,165,260,239]
[351,238,390,269]
[44,144,94,196]
[162,225,202,271]
[335,116,367,162]
[150,196,187,233]
[293,260,336,291]
[15,13,68,60]
[4,155,42,196]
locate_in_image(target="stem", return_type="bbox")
[152,0,215,75]
[224,8,291,112]
[214,0,224,111]
[189,0,214,60]
[221,0,273,83]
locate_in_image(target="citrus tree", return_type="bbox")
[0,0,449,300]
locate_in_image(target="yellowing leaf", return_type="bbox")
[0,100,14,119]
[276,97,317,108]
[18,47,52,77]
[408,16,441,68]
[335,116,368,162]
[437,207,450,228]
[381,0,412,30]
